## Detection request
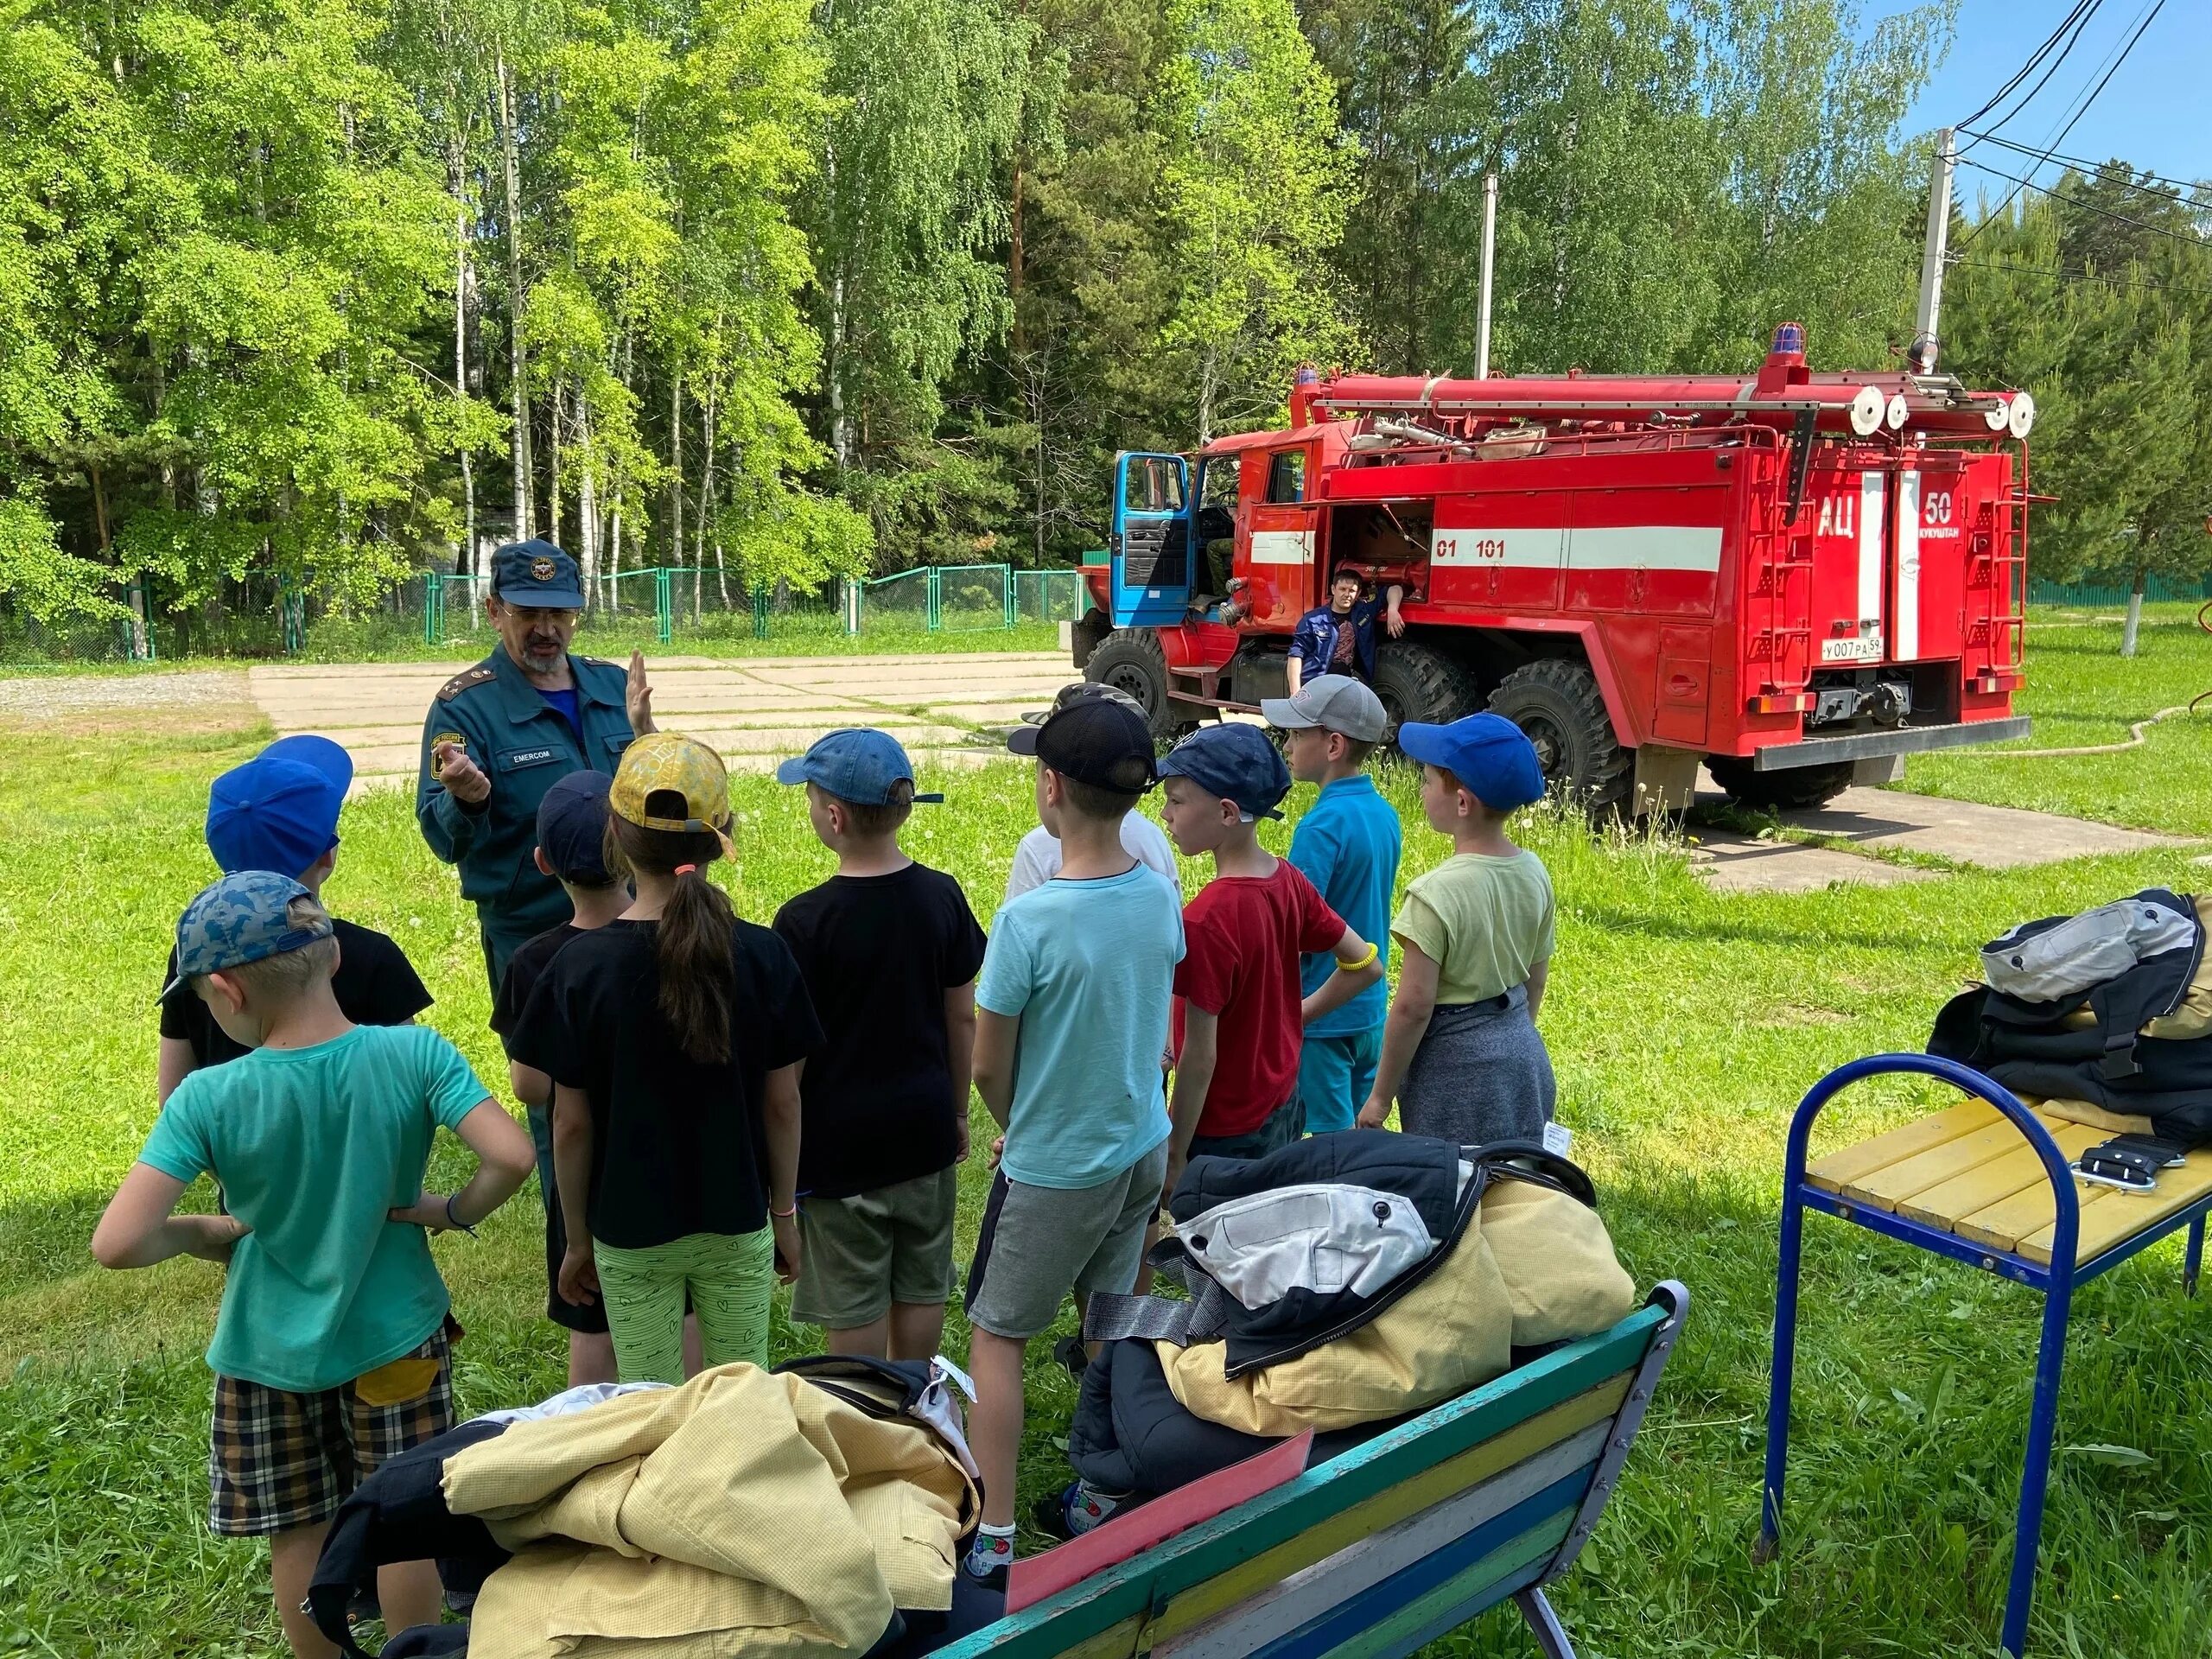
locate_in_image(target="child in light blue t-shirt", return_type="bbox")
[963,695,1185,1586]
[93,873,535,1659]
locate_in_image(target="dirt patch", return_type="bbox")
[0,669,260,737]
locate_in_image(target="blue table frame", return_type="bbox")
[1757,1052,2209,1657]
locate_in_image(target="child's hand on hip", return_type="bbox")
[388,1196,454,1232]
[186,1215,251,1265]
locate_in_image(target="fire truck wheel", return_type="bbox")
[1085,630,1182,741]
[1706,757,1856,811]
[1487,658,1631,813]
[1371,641,1478,735]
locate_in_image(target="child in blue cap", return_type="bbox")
[771,729,985,1363]
[96,872,535,1659]
[1359,713,1557,1143]
[156,735,432,1110]
[1158,722,1384,1187]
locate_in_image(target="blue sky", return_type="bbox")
[1875,0,2209,198]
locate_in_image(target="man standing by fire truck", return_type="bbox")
[1285,567,1407,696]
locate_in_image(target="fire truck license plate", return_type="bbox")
[1821,635,1885,664]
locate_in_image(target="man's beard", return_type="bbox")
[521,639,564,670]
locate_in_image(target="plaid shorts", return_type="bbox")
[207,1317,460,1537]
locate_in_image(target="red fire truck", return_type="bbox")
[1074,324,2033,812]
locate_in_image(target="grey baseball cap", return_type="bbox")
[1262,676,1389,743]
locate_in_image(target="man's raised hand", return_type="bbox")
[626,650,657,735]
[435,741,491,804]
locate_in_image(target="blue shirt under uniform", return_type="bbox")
[537,684,582,745]
[977,863,1184,1189]
[1289,773,1402,1036]
[137,1025,492,1393]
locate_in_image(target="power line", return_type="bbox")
[1959,128,2205,203]
[1968,0,2106,142]
[1952,256,2212,300]
[1956,0,2104,130]
[1955,0,2171,252]
[1959,156,2208,251]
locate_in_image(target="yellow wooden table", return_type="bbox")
[1758,1052,2209,1658]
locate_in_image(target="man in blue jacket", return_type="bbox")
[1285,567,1407,695]
[416,540,655,990]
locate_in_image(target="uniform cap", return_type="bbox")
[1261,677,1389,744]
[162,872,333,998]
[1159,722,1293,820]
[537,770,614,884]
[206,735,353,877]
[775,728,944,805]
[491,538,586,609]
[1008,697,1158,793]
[1398,713,1547,810]
[609,732,731,833]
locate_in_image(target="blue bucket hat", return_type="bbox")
[776,728,944,806]
[159,871,334,1000]
[206,734,353,878]
[491,538,587,609]
[1397,713,1547,810]
[1159,722,1292,821]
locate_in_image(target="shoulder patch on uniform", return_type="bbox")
[437,666,497,702]
[581,655,619,670]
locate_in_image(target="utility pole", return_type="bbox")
[1476,172,1498,378]
[1912,129,1956,375]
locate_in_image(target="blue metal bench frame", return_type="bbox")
[1757,1052,2209,1656]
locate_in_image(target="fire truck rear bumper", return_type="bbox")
[1749,717,2033,771]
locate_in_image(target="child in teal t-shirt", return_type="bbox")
[93,872,535,1659]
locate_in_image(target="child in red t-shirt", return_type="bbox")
[1157,724,1385,1193]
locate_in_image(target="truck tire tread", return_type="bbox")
[1488,657,1631,812]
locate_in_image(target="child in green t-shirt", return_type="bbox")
[1359,714,1557,1145]
[93,872,535,1659]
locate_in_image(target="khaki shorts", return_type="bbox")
[792,1166,960,1331]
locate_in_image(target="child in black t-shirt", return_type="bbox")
[507,734,819,1385]
[772,730,985,1362]
[157,736,430,1107]
[489,771,632,1386]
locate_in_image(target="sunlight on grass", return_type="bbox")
[5,634,2212,1656]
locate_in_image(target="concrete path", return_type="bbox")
[1687,779,2189,893]
[244,656,2191,891]
[246,652,1073,790]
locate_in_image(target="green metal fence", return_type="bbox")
[3,561,1090,665]
[2027,574,2212,607]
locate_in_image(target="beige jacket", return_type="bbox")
[1160,1173,1637,1437]
[443,1363,977,1659]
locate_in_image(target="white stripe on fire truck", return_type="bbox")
[1857,472,1884,626]
[1896,470,1922,658]
[1249,529,1313,565]
[1427,525,1721,571]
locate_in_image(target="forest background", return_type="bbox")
[4,0,2211,639]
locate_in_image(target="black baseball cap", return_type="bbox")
[537,770,614,884]
[1007,697,1158,794]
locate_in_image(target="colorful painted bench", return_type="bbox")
[939,1281,1688,1659]
[1759,1053,2212,1657]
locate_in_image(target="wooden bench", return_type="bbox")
[940,1281,1688,1659]
[1759,1052,2212,1657]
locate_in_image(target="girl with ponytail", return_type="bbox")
[505,734,821,1382]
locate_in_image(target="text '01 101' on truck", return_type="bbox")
[1074,323,2034,815]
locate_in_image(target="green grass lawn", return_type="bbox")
[6,624,2212,1656]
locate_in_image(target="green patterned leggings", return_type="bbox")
[592,1227,776,1384]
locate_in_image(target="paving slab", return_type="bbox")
[1686,774,2190,892]
[251,652,1069,791]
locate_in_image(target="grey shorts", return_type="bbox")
[963,1141,1171,1341]
[791,1166,960,1331]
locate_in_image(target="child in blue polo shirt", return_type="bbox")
[95,872,536,1659]
[1265,678,1402,1134]
[1360,714,1556,1145]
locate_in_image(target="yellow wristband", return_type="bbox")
[1338,940,1380,974]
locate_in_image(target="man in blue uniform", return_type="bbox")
[1286,566,1406,695]
[416,540,656,991]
